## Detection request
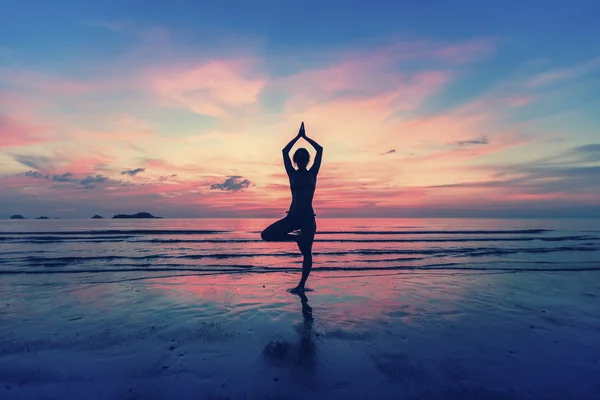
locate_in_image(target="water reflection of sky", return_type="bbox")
[2,266,600,399]
[148,271,471,333]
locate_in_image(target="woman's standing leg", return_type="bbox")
[291,217,316,292]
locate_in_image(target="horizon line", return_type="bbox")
[3,216,600,220]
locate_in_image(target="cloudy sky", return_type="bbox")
[1,0,599,218]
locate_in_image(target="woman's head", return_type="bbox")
[293,148,310,169]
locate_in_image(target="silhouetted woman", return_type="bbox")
[261,122,323,293]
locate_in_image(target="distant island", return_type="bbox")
[92,215,103,219]
[36,216,50,219]
[10,214,25,219]
[112,212,162,219]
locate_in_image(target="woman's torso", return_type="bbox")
[288,170,316,218]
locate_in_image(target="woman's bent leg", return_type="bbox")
[261,217,298,242]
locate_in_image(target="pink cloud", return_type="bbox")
[431,38,496,63]
[0,70,96,95]
[0,115,48,148]
[273,66,454,159]
[58,153,117,175]
[142,158,206,175]
[526,57,600,88]
[0,67,145,99]
[505,95,535,108]
[145,59,266,117]
[330,37,496,65]
[277,48,453,112]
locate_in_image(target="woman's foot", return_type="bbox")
[289,284,305,293]
[288,230,303,241]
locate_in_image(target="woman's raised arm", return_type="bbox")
[301,124,323,176]
[282,125,303,176]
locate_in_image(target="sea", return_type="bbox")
[1,218,599,276]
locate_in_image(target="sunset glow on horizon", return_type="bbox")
[1,1,599,218]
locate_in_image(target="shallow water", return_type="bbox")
[1,218,600,275]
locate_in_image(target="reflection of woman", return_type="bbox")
[295,292,316,368]
[262,292,317,370]
[261,122,323,293]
